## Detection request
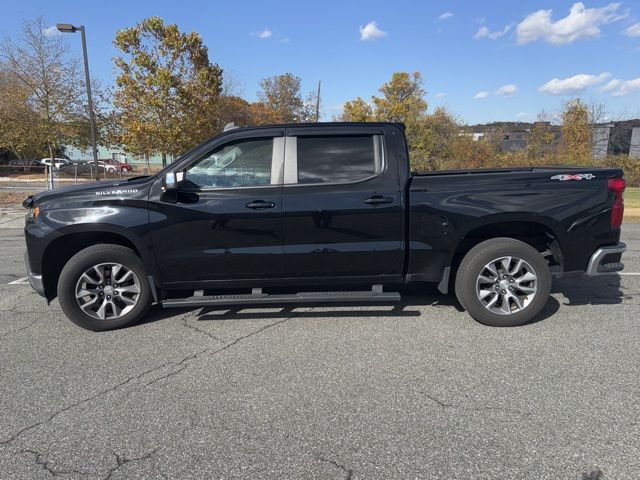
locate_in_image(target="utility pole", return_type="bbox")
[57,23,100,181]
[315,80,321,122]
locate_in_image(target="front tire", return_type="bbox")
[58,245,152,331]
[455,238,551,327]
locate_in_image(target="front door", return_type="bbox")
[150,131,285,285]
[281,128,404,279]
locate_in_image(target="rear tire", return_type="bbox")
[454,237,551,327]
[58,245,152,331]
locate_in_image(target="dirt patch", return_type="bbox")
[0,192,33,206]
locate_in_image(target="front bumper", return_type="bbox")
[586,242,626,276]
[24,251,45,297]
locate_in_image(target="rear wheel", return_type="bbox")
[58,245,152,331]
[454,238,551,327]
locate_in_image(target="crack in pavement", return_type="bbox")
[145,310,304,387]
[0,360,176,447]
[0,310,303,448]
[181,316,225,343]
[18,448,89,477]
[0,320,37,338]
[316,455,353,480]
[103,448,159,480]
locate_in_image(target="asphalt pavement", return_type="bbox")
[1,224,639,479]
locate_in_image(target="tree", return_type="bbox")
[0,18,88,162]
[372,72,428,124]
[560,99,592,164]
[113,17,223,166]
[256,73,307,123]
[415,107,459,170]
[340,97,373,121]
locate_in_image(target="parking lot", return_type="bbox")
[1,223,639,479]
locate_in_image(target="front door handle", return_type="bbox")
[363,195,394,205]
[246,200,276,210]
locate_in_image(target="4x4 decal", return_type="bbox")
[550,173,595,181]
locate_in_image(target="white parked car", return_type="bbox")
[39,158,72,169]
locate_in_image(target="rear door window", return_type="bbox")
[295,135,383,184]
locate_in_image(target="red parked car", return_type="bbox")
[101,159,134,173]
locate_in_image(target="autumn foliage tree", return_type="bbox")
[341,97,373,122]
[113,17,223,166]
[561,99,592,165]
[255,73,311,123]
[0,18,89,161]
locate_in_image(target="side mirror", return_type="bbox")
[161,172,178,203]
[163,172,177,192]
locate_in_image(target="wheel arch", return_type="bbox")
[41,226,153,301]
[445,215,564,294]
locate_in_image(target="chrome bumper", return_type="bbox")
[586,242,626,276]
[24,251,45,297]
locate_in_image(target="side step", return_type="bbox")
[161,286,401,308]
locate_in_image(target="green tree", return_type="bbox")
[113,17,223,166]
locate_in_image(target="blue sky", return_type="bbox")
[2,0,640,124]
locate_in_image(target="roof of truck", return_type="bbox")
[226,121,406,132]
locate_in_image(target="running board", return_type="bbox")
[161,287,401,308]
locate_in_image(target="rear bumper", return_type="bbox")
[586,242,626,276]
[24,251,45,297]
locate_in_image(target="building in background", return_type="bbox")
[470,120,640,159]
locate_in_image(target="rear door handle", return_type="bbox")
[245,200,276,210]
[363,195,394,205]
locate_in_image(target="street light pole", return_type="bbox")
[57,23,100,181]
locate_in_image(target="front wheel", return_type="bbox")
[454,238,551,327]
[58,245,152,331]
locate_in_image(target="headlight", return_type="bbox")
[27,206,40,219]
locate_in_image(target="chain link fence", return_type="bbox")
[0,161,162,190]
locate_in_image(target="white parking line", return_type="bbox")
[8,277,29,285]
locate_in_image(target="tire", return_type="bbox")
[454,237,551,327]
[58,245,152,331]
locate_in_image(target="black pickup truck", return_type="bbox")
[23,122,627,330]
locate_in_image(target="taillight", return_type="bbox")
[608,177,626,228]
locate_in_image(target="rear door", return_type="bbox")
[281,126,403,279]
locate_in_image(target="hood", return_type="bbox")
[23,176,153,208]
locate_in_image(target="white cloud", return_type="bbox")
[474,91,489,99]
[258,28,272,39]
[435,92,447,98]
[359,21,387,41]
[539,73,611,95]
[517,2,627,45]
[42,25,61,37]
[601,79,621,92]
[625,22,640,37]
[474,17,486,25]
[475,24,512,40]
[439,12,454,21]
[495,84,518,97]
[516,112,529,118]
[601,77,640,96]
[280,37,291,44]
